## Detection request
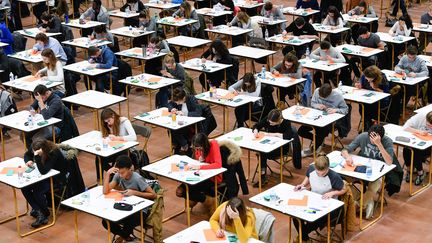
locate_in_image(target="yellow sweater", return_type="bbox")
[210,201,259,243]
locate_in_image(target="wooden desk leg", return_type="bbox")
[258,154,262,192]
[110,72,113,94]
[98,156,103,185]
[74,210,78,243]
[358,180,364,230]
[168,130,173,156]
[214,177,218,209]
[280,146,283,183]
[415,84,419,109]
[297,218,303,243]
[222,106,226,134]
[287,216,291,243]
[402,85,406,120]
[327,213,331,243]
[140,210,144,243]
[1,129,5,160]
[312,126,316,162]
[52,126,56,142]
[106,220,111,243]
[13,188,22,236]
[22,131,27,150]
[185,184,191,227]
[118,103,122,116]
[93,110,98,130]
[360,103,365,132]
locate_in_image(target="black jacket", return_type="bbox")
[167,95,202,117]
[219,140,248,199]
[201,48,237,84]
[24,147,67,184]
[30,93,64,128]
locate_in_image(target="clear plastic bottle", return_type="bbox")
[17,166,23,183]
[261,65,266,79]
[142,44,147,57]
[9,72,14,82]
[27,115,34,128]
[338,81,343,92]
[305,47,310,59]
[366,158,373,178]
[82,188,90,206]
[265,28,269,39]
[178,162,185,177]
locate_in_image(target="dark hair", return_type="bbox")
[320,40,331,50]
[327,6,342,20]
[31,138,57,164]
[192,133,211,158]
[318,83,332,98]
[358,26,369,35]
[264,1,273,11]
[172,87,186,101]
[406,45,417,55]
[294,17,305,27]
[358,1,368,11]
[33,84,49,95]
[88,46,100,56]
[427,111,432,123]
[210,39,230,58]
[138,10,148,19]
[267,109,282,123]
[93,0,102,7]
[149,36,161,44]
[94,24,107,34]
[399,14,413,29]
[225,197,248,226]
[281,53,299,73]
[368,124,385,138]
[41,11,52,21]
[100,108,120,137]
[241,73,257,93]
[115,155,133,169]
[35,33,49,44]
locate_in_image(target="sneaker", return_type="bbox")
[316,145,322,154]
[414,173,425,186]
[405,173,410,183]
[30,209,38,218]
[253,175,268,188]
[365,201,374,220]
[301,148,312,158]
[31,212,48,228]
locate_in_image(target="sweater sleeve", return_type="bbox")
[310,88,321,109]
[40,97,62,120]
[120,118,137,141]
[310,48,321,60]
[209,202,225,232]
[389,22,397,34]
[200,141,222,170]
[270,62,283,72]
[228,79,242,92]
[233,211,256,243]
[48,61,64,83]
[332,48,346,63]
[160,40,170,53]
[230,16,239,26]
[345,134,363,153]
[34,154,55,175]
[416,59,429,77]
[366,6,376,18]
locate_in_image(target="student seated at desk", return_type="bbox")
[87,45,119,93]
[341,124,394,219]
[176,133,222,214]
[39,12,62,40]
[293,153,346,243]
[103,155,156,243]
[348,0,378,43]
[228,73,262,128]
[132,10,158,47]
[167,87,203,154]
[260,1,286,37]
[172,1,200,36]
[402,111,432,185]
[90,25,116,52]
[252,109,297,187]
[210,197,259,243]
[120,0,146,27]
[157,52,185,108]
[299,83,349,157]
[295,0,320,23]
[212,0,235,26]
[271,53,303,102]
[228,11,253,46]
[80,0,110,36]
[97,108,137,178]
[418,5,432,54]
[355,65,390,131]
[321,6,344,46]
[33,33,68,64]
[23,138,67,228]
[35,48,65,98]
[281,17,319,59]
[388,14,417,60]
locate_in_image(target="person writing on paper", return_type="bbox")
[252,109,298,187]
[33,33,68,64]
[80,0,110,36]
[87,46,119,93]
[172,1,200,36]
[282,17,319,59]
[23,138,67,228]
[348,0,378,42]
[418,5,432,54]
[120,0,146,27]
[35,48,65,98]
[90,24,115,45]
[293,153,346,243]
[340,124,394,219]
[388,14,417,64]
[322,6,344,46]
[228,73,262,128]
[271,53,303,102]
[176,133,222,215]
[228,11,252,46]
[402,111,432,185]
[210,197,258,243]
[156,52,185,108]
[103,155,156,243]
[260,1,286,36]
[38,12,62,38]
[299,83,349,157]
[295,0,320,22]
[132,10,157,47]
[167,87,203,154]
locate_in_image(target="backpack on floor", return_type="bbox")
[129,148,153,179]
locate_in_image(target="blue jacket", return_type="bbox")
[0,22,13,55]
[92,45,118,70]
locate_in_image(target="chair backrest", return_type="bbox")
[252,208,275,243]
[11,32,27,53]
[132,123,152,151]
[168,44,180,63]
[111,35,120,53]
[183,71,197,95]
[194,14,207,39]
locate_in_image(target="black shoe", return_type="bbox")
[405,173,410,183]
[30,209,38,218]
[253,175,268,188]
[414,174,425,186]
[31,212,48,228]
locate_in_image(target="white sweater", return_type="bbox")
[118,117,137,141]
[389,21,412,37]
[39,60,65,93]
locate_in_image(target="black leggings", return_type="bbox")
[403,147,429,172]
[177,179,215,203]
[102,211,148,239]
[234,102,262,127]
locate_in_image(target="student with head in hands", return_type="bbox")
[210,197,258,243]
[103,155,156,243]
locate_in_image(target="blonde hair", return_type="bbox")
[181,1,192,18]
[315,152,330,171]
[163,52,176,65]
[237,11,250,24]
[427,111,432,123]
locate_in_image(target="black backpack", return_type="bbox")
[129,148,154,179]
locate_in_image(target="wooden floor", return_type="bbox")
[1,0,432,242]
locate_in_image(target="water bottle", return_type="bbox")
[269,190,277,201]
[27,115,34,128]
[261,65,266,79]
[17,166,23,183]
[209,85,214,98]
[129,25,132,31]
[338,81,343,92]
[305,47,310,59]
[294,103,301,119]
[265,28,269,39]
[65,14,69,24]
[178,162,185,177]
[142,44,147,57]
[9,72,14,82]
[82,188,90,206]
[154,12,159,22]
[102,137,108,150]
[366,158,373,178]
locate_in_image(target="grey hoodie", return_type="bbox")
[311,88,349,115]
[395,55,429,77]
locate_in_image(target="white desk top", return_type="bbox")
[257,72,306,88]
[312,23,350,34]
[63,60,118,76]
[342,14,378,24]
[0,6,10,11]
[384,123,432,150]
[61,130,139,157]
[251,16,287,26]
[62,90,126,109]
[142,154,226,185]
[414,103,432,114]
[282,105,345,127]
[134,108,205,130]
[327,151,396,183]
[382,69,429,86]
[119,73,181,90]
[2,75,62,92]
[115,47,167,61]
[300,58,348,72]
[216,127,291,153]
[18,0,47,4]
[338,85,390,105]
[63,19,106,29]
[196,88,261,108]
[375,32,415,44]
[196,8,233,17]
[8,50,44,63]
[167,35,211,48]
[412,23,432,33]
[181,58,232,73]
[0,110,61,132]
[62,37,111,49]
[164,220,264,243]
[61,186,153,222]
[336,44,383,58]
[418,55,432,68]
[234,0,265,9]
[229,45,276,59]
[109,9,140,18]
[250,183,344,223]
[157,17,198,27]
[111,26,155,38]
[205,25,253,36]
[0,42,8,47]
[282,7,320,16]
[266,34,315,46]
[17,28,61,38]
[0,157,59,189]
[144,2,181,10]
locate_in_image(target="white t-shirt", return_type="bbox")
[403,112,432,133]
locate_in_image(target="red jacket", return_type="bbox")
[195,140,223,183]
